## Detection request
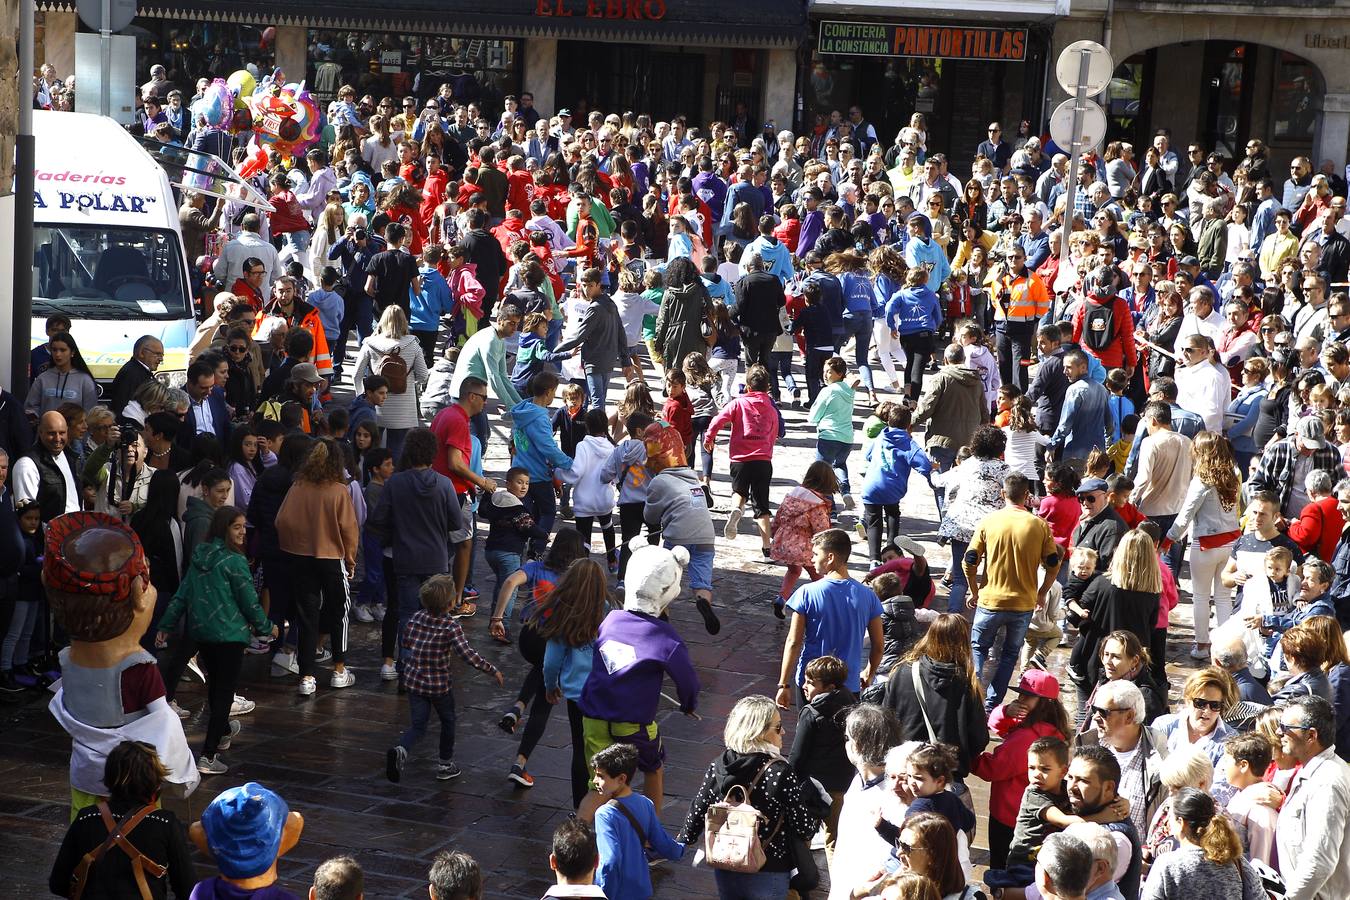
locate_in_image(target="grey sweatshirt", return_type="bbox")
[644,466,715,547]
[601,439,651,505]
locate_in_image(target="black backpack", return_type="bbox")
[1082,299,1117,353]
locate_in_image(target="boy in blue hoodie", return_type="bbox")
[511,371,574,546]
[861,404,933,565]
[591,743,685,899]
[481,466,550,638]
[410,246,455,364]
[902,210,951,298]
[347,375,387,437]
[602,412,657,582]
[509,312,558,395]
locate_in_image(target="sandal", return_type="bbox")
[451,601,478,619]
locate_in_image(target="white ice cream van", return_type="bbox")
[30,110,268,384]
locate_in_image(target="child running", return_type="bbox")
[561,409,620,571]
[769,461,838,617]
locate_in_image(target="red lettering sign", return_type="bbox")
[534,0,666,18]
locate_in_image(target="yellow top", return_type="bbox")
[965,506,1059,612]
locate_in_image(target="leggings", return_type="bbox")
[873,319,904,388]
[379,557,400,660]
[781,564,818,599]
[158,633,198,704]
[567,699,590,809]
[618,502,658,580]
[1190,540,1234,645]
[198,641,245,757]
[899,333,933,400]
[288,554,350,679]
[863,502,900,563]
[691,415,714,479]
[515,625,555,762]
[575,514,616,559]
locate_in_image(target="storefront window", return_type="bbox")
[127,20,277,86]
[306,32,520,110]
[806,51,941,138]
[1104,58,1143,137]
[1272,52,1320,141]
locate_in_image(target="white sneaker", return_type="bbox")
[380,662,398,681]
[1189,644,1210,661]
[314,648,333,664]
[894,535,927,558]
[271,651,299,678]
[169,700,190,719]
[373,603,387,621]
[186,656,205,682]
[217,718,242,750]
[330,669,355,689]
[353,604,375,624]
[230,694,255,716]
[724,507,743,540]
[298,676,317,696]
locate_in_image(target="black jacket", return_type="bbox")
[1028,344,1070,434]
[677,750,825,872]
[1079,581,1161,686]
[462,229,507,307]
[883,656,990,778]
[49,801,195,900]
[247,463,294,558]
[732,270,786,339]
[788,688,857,793]
[1072,508,1128,572]
[107,360,154,416]
[0,390,31,462]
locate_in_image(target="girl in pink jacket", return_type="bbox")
[704,365,786,558]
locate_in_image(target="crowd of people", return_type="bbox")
[20,59,1350,900]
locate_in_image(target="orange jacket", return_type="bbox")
[991,270,1051,322]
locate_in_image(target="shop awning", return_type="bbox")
[810,0,1069,20]
[45,0,807,48]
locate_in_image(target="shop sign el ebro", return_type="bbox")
[535,0,667,18]
[818,20,1028,61]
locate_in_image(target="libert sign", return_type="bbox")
[818,20,1028,62]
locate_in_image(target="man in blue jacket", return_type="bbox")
[718,164,765,242]
[511,371,573,547]
[1049,351,1112,472]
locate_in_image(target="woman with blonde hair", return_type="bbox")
[1166,430,1241,659]
[309,202,347,283]
[352,305,428,464]
[1075,529,1163,685]
[275,437,359,696]
[1141,787,1263,899]
[1153,667,1238,766]
[1142,746,1215,864]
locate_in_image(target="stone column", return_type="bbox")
[274,25,307,85]
[524,38,557,116]
[761,47,795,133]
[1314,91,1350,174]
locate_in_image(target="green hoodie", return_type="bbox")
[157,539,270,645]
[809,380,856,444]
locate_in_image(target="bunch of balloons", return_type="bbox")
[205,68,323,166]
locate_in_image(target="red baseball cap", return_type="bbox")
[1012,670,1060,700]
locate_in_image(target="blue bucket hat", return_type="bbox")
[200,782,289,879]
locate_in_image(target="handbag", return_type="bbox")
[70,802,166,900]
[703,759,784,873]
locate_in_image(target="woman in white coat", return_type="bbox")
[352,306,428,465]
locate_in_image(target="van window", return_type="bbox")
[33,225,189,320]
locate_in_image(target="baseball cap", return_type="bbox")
[290,362,322,385]
[1297,416,1328,450]
[1076,477,1109,495]
[1011,670,1060,700]
[199,783,290,879]
[1178,255,1201,267]
[558,108,573,117]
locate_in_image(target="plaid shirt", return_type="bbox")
[401,609,497,696]
[1247,437,1342,513]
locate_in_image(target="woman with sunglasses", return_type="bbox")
[1152,667,1238,767]
[1144,284,1184,382]
[883,812,973,900]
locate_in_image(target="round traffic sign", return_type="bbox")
[1056,40,1114,97]
[76,0,135,33]
[1049,97,1108,154]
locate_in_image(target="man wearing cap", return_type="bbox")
[45,512,199,813]
[191,782,304,897]
[1248,419,1343,519]
[1072,478,1128,579]
[964,473,1062,711]
[278,363,324,434]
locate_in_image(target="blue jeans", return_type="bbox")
[842,310,875,391]
[712,869,790,900]
[772,351,798,396]
[947,539,969,612]
[385,428,409,468]
[928,445,957,516]
[583,367,612,413]
[525,480,558,551]
[972,607,1033,710]
[400,690,457,761]
[816,438,852,496]
[357,531,385,607]
[1148,514,1184,577]
[485,549,522,620]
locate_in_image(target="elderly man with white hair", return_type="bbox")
[1074,680,1170,838]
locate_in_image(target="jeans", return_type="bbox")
[928,445,958,516]
[712,869,791,900]
[1,599,39,670]
[972,607,1033,710]
[841,311,875,391]
[996,319,1037,392]
[771,350,798,397]
[413,329,438,364]
[1147,514,1184,577]
[400,690,457,761]
[485,549,522,620]
[692,415,714,479]
[385,428,410,468]
[947,539,970,612]
[525,481,558,554]
[356,531,386,608]
[583,368,612,413]
[816,438,853,496]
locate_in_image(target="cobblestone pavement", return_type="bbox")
[0,357,1207,898]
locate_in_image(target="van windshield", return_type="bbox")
[33,224,189,320]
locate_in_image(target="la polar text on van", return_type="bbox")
[34,169,158,214]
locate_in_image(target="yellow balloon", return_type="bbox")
[227,69,256,100]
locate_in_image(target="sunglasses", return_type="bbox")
[1191,697,1224,712]
[1278,722,1314,735]
[895,839,916,856]
[1090,705,1122,718]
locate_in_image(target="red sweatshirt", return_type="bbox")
[969,708,1065,827]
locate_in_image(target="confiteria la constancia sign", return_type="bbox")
[818,20,1029,61]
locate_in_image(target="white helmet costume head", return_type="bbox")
[622,537,689,617]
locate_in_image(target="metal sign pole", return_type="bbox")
[99,0,112,117]
[13,0,35,398]
[1059,48,1092,264]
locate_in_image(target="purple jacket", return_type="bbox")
[580,610,700,723]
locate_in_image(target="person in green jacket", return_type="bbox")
[809,356,860,510]
[156,505,275,777]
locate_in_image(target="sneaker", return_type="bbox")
[696,596,722,635]
[1189,644,1210,661]
[498,708,521,734]
[559,505,573,519]
[330,669,355,689]
[169,699,191,719]
[773,597,787,620]
[436,761,461,781]
[244,638,271,655]
[314,648,333,664]
[271,651,299,678]
[451,601,478,619]
[298,676,317,696]
[724,507,743,539]
[608,550,620,575]
[197,754,228,776]
[894,535,927,558]
[217,718,243,750]
[761,547,773,561]
[380,662,399,681]
[843,495,856,511]
[353,604,375,624]
[229,695,255,716]
[508,764,534,788]
[372,603,388,621]
[463,586,480,602]
[1026,654,1046,671]
[386,746,407,783]
[855,522,867,542]
[0,671,24,694]
[186,656,205,682]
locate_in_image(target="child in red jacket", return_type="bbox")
[662,369,694,464]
